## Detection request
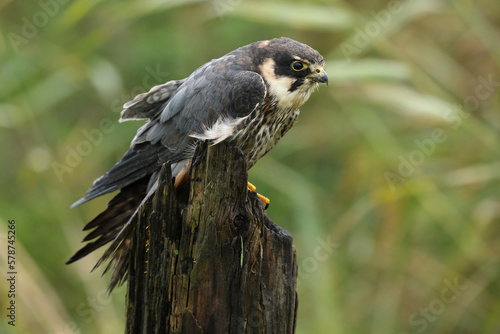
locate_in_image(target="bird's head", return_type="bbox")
[252,37,328,109]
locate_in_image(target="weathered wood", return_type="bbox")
[126,142,297,334]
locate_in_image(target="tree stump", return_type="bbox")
[125,142,298,334]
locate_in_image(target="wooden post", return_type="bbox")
[125,142,298,334]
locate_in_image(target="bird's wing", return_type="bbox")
[71,58,267,208]
[131,58,267,152]
[119,79,187,122]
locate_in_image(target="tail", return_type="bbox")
[68,159,191,291]
[67,176,150,291]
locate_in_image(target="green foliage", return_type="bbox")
[1,0,499,333]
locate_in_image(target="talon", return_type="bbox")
[247,182,257,192]
[257,193,270,206]
[247,182,270,207]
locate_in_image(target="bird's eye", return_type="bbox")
[291,61,307,71]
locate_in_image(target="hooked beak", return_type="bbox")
[310,67,328,86]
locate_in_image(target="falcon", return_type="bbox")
[67,37,328,290]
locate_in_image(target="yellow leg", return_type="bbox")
[247,182,270,206]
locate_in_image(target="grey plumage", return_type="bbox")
[68,37,327,291]
[120,79,187,121]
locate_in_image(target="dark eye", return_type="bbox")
[291,61,307,71]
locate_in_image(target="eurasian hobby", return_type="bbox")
[68,37,328,290]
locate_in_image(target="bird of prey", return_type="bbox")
[67,37,328,291]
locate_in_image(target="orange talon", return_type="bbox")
[257,193,270,206]
[247,182,270,207]
[247,182,257,192]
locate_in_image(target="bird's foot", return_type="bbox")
[247,182,270,208]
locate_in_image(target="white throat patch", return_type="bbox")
[259,58,316,110]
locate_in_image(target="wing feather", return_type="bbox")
[119,79,187,122]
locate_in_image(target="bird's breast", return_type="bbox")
[230,102,300,168]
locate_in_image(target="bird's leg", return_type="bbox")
[247,182,270,207]
[173,162,192,203]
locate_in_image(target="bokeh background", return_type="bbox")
[1,0,500,333]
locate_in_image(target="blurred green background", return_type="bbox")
[1,0,500,333]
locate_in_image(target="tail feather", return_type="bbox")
[94,179,158,271]
[107,244,131,292]
[94,221,133,272]
[66,233,119,265]
[83,209,137,241]
[67,176,149,291]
